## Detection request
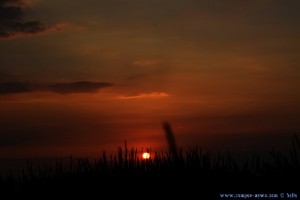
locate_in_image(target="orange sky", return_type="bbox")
[0,0,300,159]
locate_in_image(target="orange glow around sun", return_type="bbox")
[142,152,150,159]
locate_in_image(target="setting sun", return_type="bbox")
[142,152,150,159]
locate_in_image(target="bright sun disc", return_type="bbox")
[142,152,150,159]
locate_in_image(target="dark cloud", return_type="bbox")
[0,0,50,38]
[0,81,33,94]
[48,81,113,94]
[0,81,113,94]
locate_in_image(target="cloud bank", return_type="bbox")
[0,0,55,38]
[48,81,113,94]
[0,81,113,94]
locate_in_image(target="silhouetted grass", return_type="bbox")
[0,135,299,199]
[1,122,300,198]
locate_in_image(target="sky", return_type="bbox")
[1,0,300,159]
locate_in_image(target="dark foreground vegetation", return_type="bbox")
[0,134,300,199]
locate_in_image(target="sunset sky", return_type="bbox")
[1,0,300,159]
